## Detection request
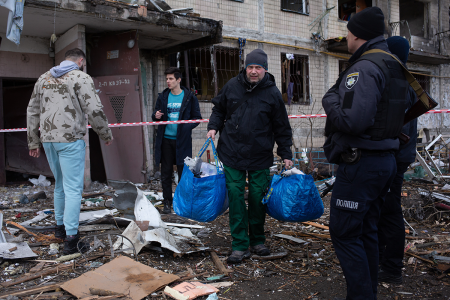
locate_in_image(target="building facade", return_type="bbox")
[1,0,450,184]
[159,0,450,169]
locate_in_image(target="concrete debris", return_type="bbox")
[273,234,307,244]
[0,175,449,299]
[0,242,37,259]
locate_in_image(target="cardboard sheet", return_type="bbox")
[61,256,179,300]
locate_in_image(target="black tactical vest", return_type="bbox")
[355,52,408,140]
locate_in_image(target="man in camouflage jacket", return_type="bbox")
[27,48,113,255]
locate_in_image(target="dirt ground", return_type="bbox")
[0,177,449,300]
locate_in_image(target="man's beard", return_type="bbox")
[246,75,262,85]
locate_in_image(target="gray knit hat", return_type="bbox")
[245,49,268,70]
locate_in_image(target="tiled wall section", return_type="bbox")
[165,0,259,30]
[390,0,399,24]
[263,1,323,38]
[0,51,53,78]
[326,0,349,39]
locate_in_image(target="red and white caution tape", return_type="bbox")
[1,109,449,133]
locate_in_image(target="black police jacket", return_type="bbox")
[207,70,292,171]
[396,86,418,163]
[152,86,202,166]
[322,36,401,163]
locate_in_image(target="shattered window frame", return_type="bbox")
[281,0,309,16]
[177,46,243,101]
[281,53,311,105]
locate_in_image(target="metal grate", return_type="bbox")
[413,74,430,93]
[281,53,310,105]
[109,96,126,123]
[176,46,242,100]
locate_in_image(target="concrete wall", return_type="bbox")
[0,34,53,78]
[55,25,86,65]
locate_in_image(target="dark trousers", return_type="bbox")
[330,152,396,300]
[378,161,410,276]
[161,138,184,202]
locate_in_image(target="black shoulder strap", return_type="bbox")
[226,92,251,121]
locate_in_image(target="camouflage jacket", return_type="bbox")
[27,70,112,149]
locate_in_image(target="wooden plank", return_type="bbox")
[1,255,103,288]
[29,261,47,273]
[210,251,232,274]
[0,283,62,298]
[0,78,5,186]
[405,251,435,265]
[281,230,331,239]
[301,221,329,230]
[34,291,64,299]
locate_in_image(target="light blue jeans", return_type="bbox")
[43,140,85,236]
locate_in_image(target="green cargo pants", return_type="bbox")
[224,165,271,251]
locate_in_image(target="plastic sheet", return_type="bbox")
[262,173,324,222]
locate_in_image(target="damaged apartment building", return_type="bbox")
[1,0,450,185]
[162,0,450,174]
[0,0,222,185]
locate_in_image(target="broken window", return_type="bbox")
[176,46,242,100]
[400,0,426,38]
[281,0,309,15]
[338,0,372,21]
[281,53,310,105]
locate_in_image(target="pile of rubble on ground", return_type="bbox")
[0,161,450,299]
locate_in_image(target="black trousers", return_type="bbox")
[330,152,396,300]
[161,138,184,202]
[378,161,410,276]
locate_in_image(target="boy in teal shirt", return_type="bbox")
[152,67,202,213]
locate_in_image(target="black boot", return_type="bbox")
[162,200,172,214]
[63,233,90,255]
[55,224,66,240]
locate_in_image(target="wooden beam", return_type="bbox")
[0,283,62,298]
[210,251,232,274]
[0,78,5,186]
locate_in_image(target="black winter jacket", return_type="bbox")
[207,70,292,171]
[152,87,202,166]
[396,86,418,163]
[322,36,401,163]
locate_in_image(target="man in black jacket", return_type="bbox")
[207,49,293,264]
[152,67,202,214]
[322,7,408,300]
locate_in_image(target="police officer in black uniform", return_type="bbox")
[322,7,409,300]
[378,36,418,285]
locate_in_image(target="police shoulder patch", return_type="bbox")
[345,72,359,89]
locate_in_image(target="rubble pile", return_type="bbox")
[0,169,449,299]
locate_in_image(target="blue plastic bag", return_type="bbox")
[173,138,228,222]
[262,173,324,222]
